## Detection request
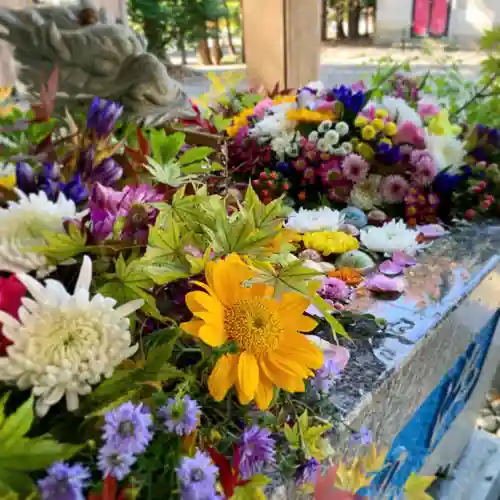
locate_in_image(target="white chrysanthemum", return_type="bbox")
[249,101,296,138]
[349,174,382,211]
[286,207,345,233]
[425,132,466,173]
[360,220,421,254]
[0,189,80,274]
[0,256,143,417]
[368,97,423,127]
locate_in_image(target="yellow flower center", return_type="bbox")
[225,297,283,357]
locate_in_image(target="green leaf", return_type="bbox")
[0,396,34,449]
[250,260,322,297]
[0,438,80,471]
[213,114,233,132]
[309,292,349,339]
[179,146,214,165]
[149,130,185,165]
[145,332,180,372]
[0,470,34,497]
[32,224,87,262]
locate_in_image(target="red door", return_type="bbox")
[412,0,450,38]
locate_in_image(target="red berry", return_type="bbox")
[259,171,268,180]
[282,183,290,191]
[261,189,269,197]
[270,171,278,180]
[252,179,260,186]
[464,208,476,220]
[266,180,274,188]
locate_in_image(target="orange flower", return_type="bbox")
[328,268,363,286]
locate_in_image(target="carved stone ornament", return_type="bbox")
[0,0,195,126]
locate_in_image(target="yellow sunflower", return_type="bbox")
[181,254,323,410]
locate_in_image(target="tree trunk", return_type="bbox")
[347,0,361,39]
[335,0,346,40]
[223,0,237,55]
[198,39,213,65]
[321,0,329,41]
[211,19,223,64]
[178,32,187,65]
[143,19,165,58]
[239,0,245,63]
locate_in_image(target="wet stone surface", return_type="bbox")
[321,222,500,419]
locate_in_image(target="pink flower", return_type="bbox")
[392,251,417,267]
[410,150,438,186]
[379,260,404,276]
[418,224,447,239]
[394,121,425,148]
[89,183,163,242]
[379,175,409,203]
[363,274,405,293]
[351,80,367,92]
[319,277,351,302]
[418,102,440,119]
[342,154,370,182]
[253,98,274,117]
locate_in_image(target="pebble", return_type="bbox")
[477,415,499,432]
[335,250,376,274]
[490,399,500,416]
[479,408,494,418]
[339,223,360,237]
[340,206,368,228]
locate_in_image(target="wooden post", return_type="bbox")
[242,0,321,91]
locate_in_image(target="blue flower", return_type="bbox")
[311,359,341,394]
[433,171,463,194]
[350,426,372,446]
[332,85,365,114]
[176,450,219,500]
[87,97,123,139]
[102,402,154,455]
[38,461,90,500]
[296,458,319,486]
[60,174,89,204]
[158,395,201,436]
[97,445,136,480]
[376,143,402,164]
[238,425,276,479]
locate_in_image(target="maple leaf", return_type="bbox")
[314,466,366,500]
[361,444,388,474]
[32,67,59,122]
[403,472,435,500]
[125,128,151,166]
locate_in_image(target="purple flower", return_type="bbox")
[102,402,153,455]
[16,162,37,194]
[238,425,276,479]
[159,395,200,436]
[350,426,372,446]
[311,359,341,394]
[363,274,405,294]
[78,146,96,181]
[87,97,123,139]
[97,445,136,480]
[379,175,409,203]
[392,251,417,267]
[89,183,163,241]
[379,260,403,276]
[38,462,90,500]
[296,458,319,486]
[319,277,350,302]
[90,158,123,186]
[176,450,219,500]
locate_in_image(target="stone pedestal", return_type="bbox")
[373,0,413,45]
[241,0,321,91]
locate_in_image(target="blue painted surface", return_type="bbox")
[368,310,500,497]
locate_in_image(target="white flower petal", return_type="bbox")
[115,300,144,318]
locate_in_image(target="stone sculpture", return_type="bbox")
[0,0,195,126]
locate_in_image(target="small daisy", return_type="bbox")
[342,153,370,182]
[379,175,409,203]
